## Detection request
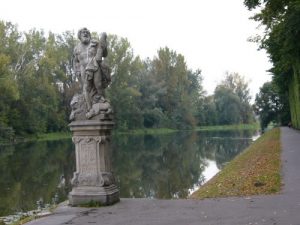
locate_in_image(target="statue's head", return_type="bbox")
[78,27,91,44]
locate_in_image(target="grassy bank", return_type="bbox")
[0,123,258,144]
[114,128,178,135]
[34,132,71,141]
[116,123,259,136]
[190,128,281,199]
[14,132,72,143]
[196,123,259,131]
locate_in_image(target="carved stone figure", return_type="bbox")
[71,27,112,120]
[68,28,119,206]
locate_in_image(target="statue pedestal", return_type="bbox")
[68,120,119,206]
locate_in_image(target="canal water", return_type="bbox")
[0,129,258,217]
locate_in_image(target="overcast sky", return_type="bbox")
[0,0,272,100]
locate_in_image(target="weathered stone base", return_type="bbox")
[69,185,119,206]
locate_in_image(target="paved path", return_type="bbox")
[26,127,300,225]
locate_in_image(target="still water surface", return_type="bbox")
[0,129,258,216]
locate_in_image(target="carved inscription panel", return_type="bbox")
[79,141,98,174]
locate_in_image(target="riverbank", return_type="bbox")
[195,123,259,131]
[0,132,72,145]
[120,123,259,135]
[29,132,71,142]
[34,123,259,139]
[114,127,178,135]
[190,127,281,199]
[22,127,300,225]
[0,123,259,145]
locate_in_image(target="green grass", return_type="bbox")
[10,216,35,225]
[196,123,259,131]
[114,128,178,135]
[78,200,105,207]
[24,132,72,142]
[35,132,71,141]
[190,128,281,199]
[0,123,258,144]
[8,203,59,225]
[115,123,259,136]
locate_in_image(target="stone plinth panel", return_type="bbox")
[68,120,119,206]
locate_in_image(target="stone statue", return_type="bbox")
[70,27,112,121]
[68,28,119,206]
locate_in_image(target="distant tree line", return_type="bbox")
[0,21,254,140]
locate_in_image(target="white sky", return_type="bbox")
[0,0,272,100]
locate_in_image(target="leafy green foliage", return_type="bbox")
[107,43,203,130]
[244,0,300,128]
[213,73,254,125]
[0,20,255,140]
[254,81,290,129]
[197,95,217,126]
[106,35,143,130]
[0,22,20,133]
[215,86,241,124]
[150,47,199,128]
[0,21,77,138]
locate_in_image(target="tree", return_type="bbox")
[187,69,206,124]
[12,30,70,134]
[0,22,74,135]
[254,81,290,129]
[39,31,76,131]
[0,20,208,136]
[0,54,19,124]
[221,72,253,123]
[244,0,300,128]
[106,35,143,130]
[151,47,197,128]
[0,22,20,139]
[135,59,168,128]
[198,95,217,126]
[214,85,242,125]
[213,72,254,125]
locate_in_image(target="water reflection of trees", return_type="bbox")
[112,129,256,199]
[196,130,255,169]
[0,140,74,216]
[112,132,204,199]
[0,129,257,216]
